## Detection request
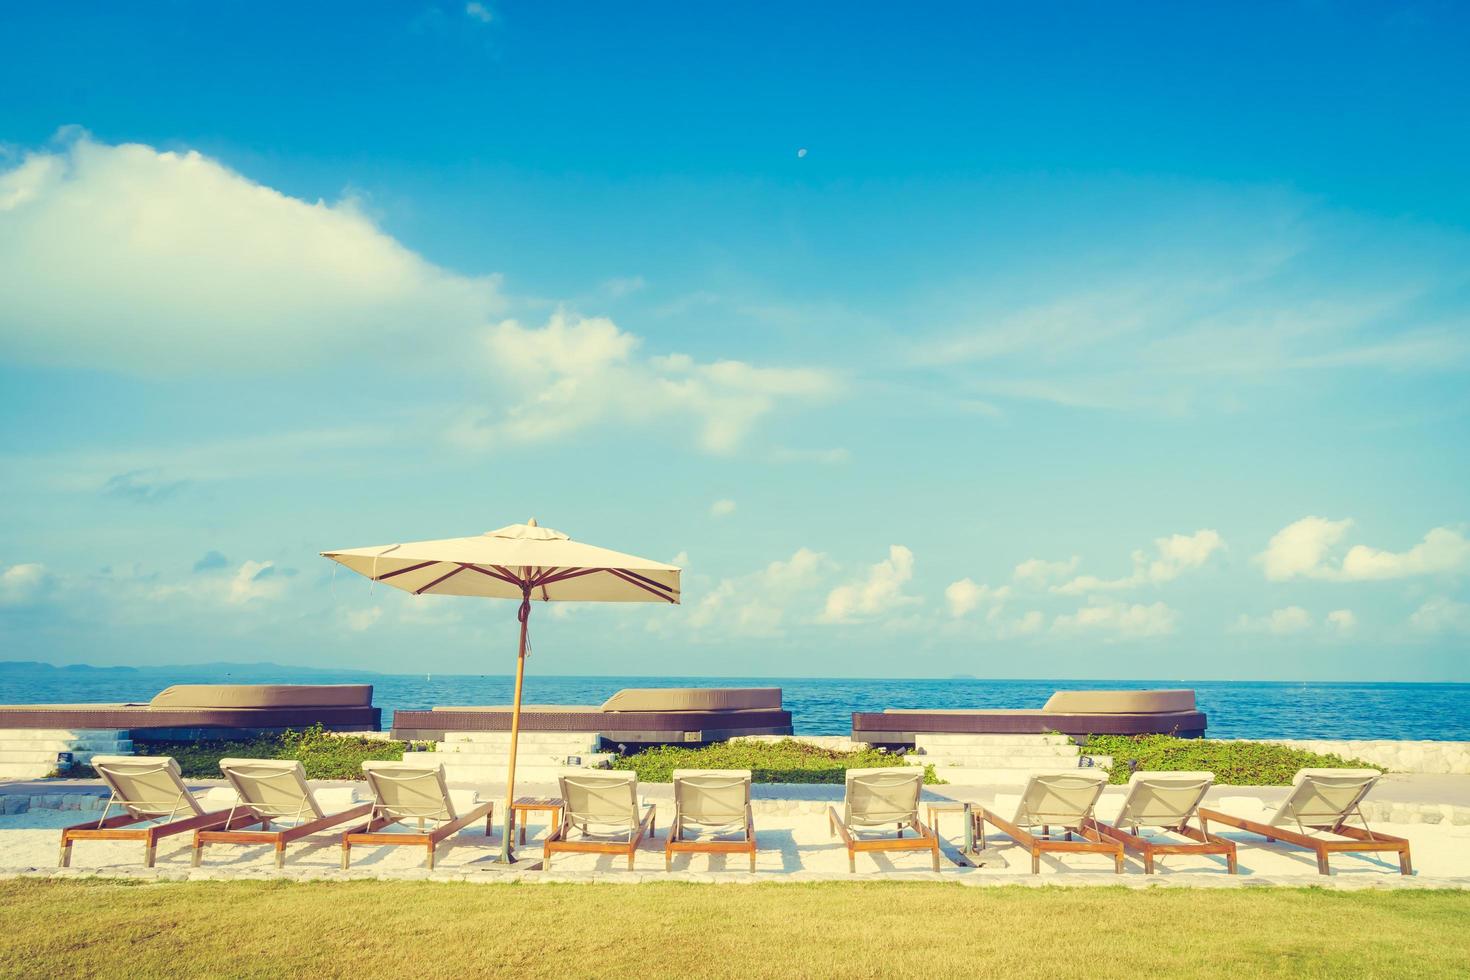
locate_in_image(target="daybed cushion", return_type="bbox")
[599,688,782,712]
[1040,689,1196,714]
[146,684,373,710]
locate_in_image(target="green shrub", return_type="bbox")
[609,738,944,785]
[1083,734,1382,786]
[127,725,427,780]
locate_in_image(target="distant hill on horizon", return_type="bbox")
[0,659,386,680]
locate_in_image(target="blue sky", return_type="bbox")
[1,2,1468,681]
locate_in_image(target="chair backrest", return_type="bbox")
[672,769,751,826]
[1270,769,1380,829]
[219,758,324,822]
[1115,771,1213,830]
[1011,771,1108,828]
[844,767,922,828]
[361,760,456,824]
[91,755,203,821]
[559,771,641,831]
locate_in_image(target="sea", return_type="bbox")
[2,664,1467,741]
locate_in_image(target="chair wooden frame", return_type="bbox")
[1198,807,1411,876]
[194,802,374,868]
[60,808,243,869]
[544,804,657,870]
[665,803,757,871]
[1082,816,1237,874]
[340,801,495,870]
[972,806,1124,874]
[828,806,941,873]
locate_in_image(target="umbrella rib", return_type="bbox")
[414,566,465,595]
[490,564,526,587]
[615,568,678,596]
[605,568,679,603]
[374,560,438,581]
[459,564,524,587]
[536,567,604,587]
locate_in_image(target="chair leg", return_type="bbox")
[749,847,757,872]
[1114,850,1124,874]
[1031,849,1040,874]
[58,838,72,868]
[1316,847,1331,875]
[275,844,286,869]
[192,844,203,868]
[1399,846,1413,876]
[848,850,856,874]
[665,850,672,872]
[1144,853,1154,874]
[341,843,351,871]
[426,844,436,871]
[931,841,940,872]
[1227,848,1238,874]
[144,843,157,868]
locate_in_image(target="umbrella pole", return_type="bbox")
[497,602,530,864]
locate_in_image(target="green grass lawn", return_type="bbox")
[3,880,1467,979]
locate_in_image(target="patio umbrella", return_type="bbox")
[321,519,680,862]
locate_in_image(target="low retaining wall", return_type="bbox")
[1263,739,1470,775]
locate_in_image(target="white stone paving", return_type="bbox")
[4,790,1469,889]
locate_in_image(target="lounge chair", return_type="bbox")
[340,760,495,870]
[58,755,241,868]
[1083,771,1236,874]
[192,758,374,868]
[544,771,657,870]
[971,771,1123,873]
[665,769,756,871]
[828,767,940,873]
[1198,769,1410,875]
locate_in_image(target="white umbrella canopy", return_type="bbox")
[322,522,680,604]
[321,519,680,863]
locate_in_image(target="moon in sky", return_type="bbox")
[797,148,808,158]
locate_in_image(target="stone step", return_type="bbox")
[912,733,1075,748]
[0,761,57,779]
[435,739,601,754]
[0,749,117,764]
[908,751,1080,769]
[0,739,133,753]
[421,751,615,769]
[0,729,131,741]
[442,731,601,746]
[436,763,613,784]
[924,765,1089,785]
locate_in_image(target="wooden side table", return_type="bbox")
[509,797,564,844]
[926,801,976,853]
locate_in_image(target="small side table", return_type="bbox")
[925,801,976,854]
[510,796,564,844]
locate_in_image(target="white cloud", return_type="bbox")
[1326,609,1357,634]
[684,547,830,638]
[944,577,1012,617]
[1054,529,1224,594]
[1052,600,1177,638]
[1260,518,1470,581]
[1259,516,1354,581]
[1232,606,1314,635]
[820,545,920,624]
[1409,596,1470,635]
[710,499,737,518]
[1012,556,1080,588]
[449,312,839,454]
[1340,527,1470,580]
[465,2,493,24]
[144,559,286,608]
[0,562,54,607]
[0,134,501,374]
